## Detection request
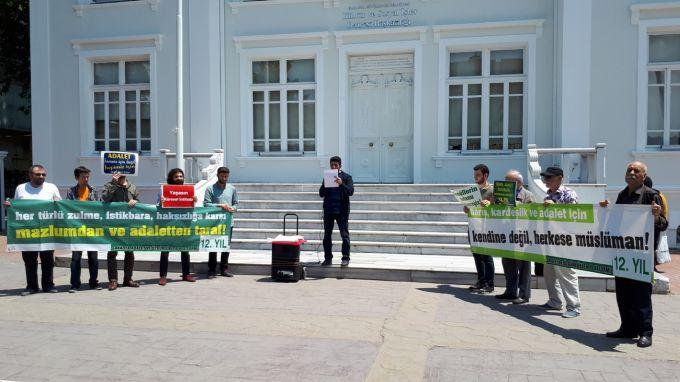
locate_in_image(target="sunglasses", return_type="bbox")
[33,173,47,177]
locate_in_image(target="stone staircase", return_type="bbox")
[231,184,471,256]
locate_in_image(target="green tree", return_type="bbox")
[0,0,30,114]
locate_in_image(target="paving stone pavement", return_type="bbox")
[1,252,680,381]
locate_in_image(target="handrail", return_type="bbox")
[159,149,224,207]
[526,143,606,203]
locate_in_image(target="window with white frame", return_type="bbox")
[446,48,525,151]
[646,33,680,147]
[251,58,316,154]
[92,59,151,153]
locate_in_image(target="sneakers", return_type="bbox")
[220,270,234,277]
[20,289,39,296]
[207,273,216,279]
[512,297,529,305]
[182,275,197,282]
[561,309,581,318]
[477,285,494,294]
[321,260,332,266]
[539,303,562,311]
[45,287,59,293]
[68,287,78,294]
[158,277,168,286]
[341,258,350,267]
[108,280,118,291]
[89,283,102,290]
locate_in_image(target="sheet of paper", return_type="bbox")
[324,169,339,188]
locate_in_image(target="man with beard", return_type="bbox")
[204,167,238,278]
[4,165,62,295]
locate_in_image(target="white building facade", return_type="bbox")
[30,0,680,246]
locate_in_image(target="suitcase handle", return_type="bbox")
[283,213,299,236]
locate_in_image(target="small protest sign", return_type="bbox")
[451,185,483,207]
[161,184,195,208]
[493,181,517,206]
[101,151,138,175]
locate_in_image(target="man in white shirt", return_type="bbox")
[4,165,62,295]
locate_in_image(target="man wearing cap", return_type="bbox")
[541,166,582,318]
[102,173,140,290]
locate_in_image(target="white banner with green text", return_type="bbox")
[467,204,654,283]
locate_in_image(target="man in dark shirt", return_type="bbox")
[319,156,354,266]
[600,161,667,348]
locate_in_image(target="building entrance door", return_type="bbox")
[348,54,414,183]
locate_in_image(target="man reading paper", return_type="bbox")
[319,156,354,267]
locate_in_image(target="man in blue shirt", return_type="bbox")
[203,166,238,278]
[319,156,354,266]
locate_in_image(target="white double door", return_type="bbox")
[349,54,414,183]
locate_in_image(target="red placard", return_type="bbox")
[161,184,195,208]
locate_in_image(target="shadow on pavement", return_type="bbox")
[419,284,631,353]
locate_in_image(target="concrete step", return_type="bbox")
[238,200,462,212]
[238,191,456,202]
[233,228,469,244]
[54,250,667,293]
[234,218,469,233]
[237,209,468,222]
[230,238,470,255]
[233,183,469,193]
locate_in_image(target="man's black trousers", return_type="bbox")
[107,251,135,282]
[22,251,55,292]
[323,212,350,261]
[615,276,653,336]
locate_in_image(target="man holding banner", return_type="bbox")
[67,166,101,292]
[602,161,667,348]
[204,167,238,278]
[102,173,140,290]
[4,165,62,295]
[495,170,534,304]
[465,164,495,293]
[158,168,197,285]
[541,166,582,318]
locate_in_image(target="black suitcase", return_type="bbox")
[271,213,306,282]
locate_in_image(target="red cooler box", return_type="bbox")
[271,214,306,282]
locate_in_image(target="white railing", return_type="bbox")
[159,149,224,207]
[527,143,607,203]
[0,151,7,232]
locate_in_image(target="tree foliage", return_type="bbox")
[0,0,30,114]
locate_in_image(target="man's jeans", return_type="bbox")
[472,253,495,287]
[70,251,99,289]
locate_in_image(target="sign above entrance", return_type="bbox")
[349,54,414,74]
[342,1,418,30]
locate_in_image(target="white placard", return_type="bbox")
[198,235,230,251]
[450,185,482,207]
